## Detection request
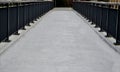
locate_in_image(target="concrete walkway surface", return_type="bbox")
[0,8,120,72]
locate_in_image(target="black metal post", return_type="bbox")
[5,3,11,42]
[95,4,99,28]
[115,5,120,45]
[99,4,104,32]
[22,3,26,30]
[105,4,111,37]
[26,3,31,26]
[91,3,94,24]
[14,3,20,35]
[92,3,95,25]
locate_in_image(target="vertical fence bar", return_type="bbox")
[5,3,10,42]
[14,3,20,35]
[115,4,120,45]
[105,4,111,37]
[99,4,104,32]
[91,3,94,24]
[22,3,26,30]
[95,3,99,28]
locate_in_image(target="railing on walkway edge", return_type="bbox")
[73,1,120,45]
[0,1,54,42]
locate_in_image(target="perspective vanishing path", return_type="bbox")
[0,8,120,72]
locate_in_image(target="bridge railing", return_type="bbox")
[73,1,120,45]
[0,1,54,42]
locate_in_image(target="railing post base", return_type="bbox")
[91,22,94,25]
[21,27,26,30]
[99,29,104,32]
[114,41,120,45]
[14,32,20,35]
[26,24,31,26]
[94,25,99,28]
[4,38,11,42]
[105,34,111,37]
[88,20,91,22]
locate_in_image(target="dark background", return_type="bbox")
[54,0,72,7]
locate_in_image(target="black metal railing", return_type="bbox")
[73,1,120,45]
[0,1,54,42]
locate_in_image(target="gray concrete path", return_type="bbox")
[0,8,120,72]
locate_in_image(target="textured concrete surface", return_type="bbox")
[0,8,120,72]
